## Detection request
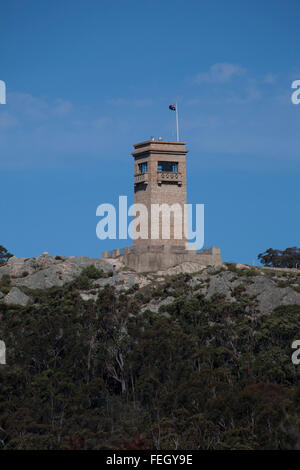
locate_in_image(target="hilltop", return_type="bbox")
[1,254,300,449]
[1,253,300,312]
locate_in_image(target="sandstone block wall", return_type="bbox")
[101,245,222,273]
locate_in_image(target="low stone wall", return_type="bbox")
[101,245,222,273]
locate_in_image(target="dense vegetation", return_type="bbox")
[1,270,300,450]
[258,247,300,269]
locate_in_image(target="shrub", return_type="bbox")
[0,274,11,287]
[0,286,10,295]
[81,265,105,279]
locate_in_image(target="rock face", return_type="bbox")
[188,266,300,314]
[0,253,54,278]
[4,287,30,307]
[0,253,116,290]
[94,272,151,291]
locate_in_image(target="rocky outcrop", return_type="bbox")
[0,253,54,279]
[188,266,300,313]
[0,253,116,290]
[80,292,99,302]
[1,254,300,315]
[141,296,175,314]
[93,271,151,291]
[157,262,205,275]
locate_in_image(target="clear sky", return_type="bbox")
[0,0,299,264]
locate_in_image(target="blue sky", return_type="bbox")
[0,0,299,264]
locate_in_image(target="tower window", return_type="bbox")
[138,162,148,173]
[158,161,178,173]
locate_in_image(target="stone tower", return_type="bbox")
[101,138,222,272]
[132,139,189,248]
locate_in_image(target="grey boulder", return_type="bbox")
[4,287,30,306]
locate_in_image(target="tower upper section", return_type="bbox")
[132,140,188,189]
[132,139,188,157]
[132,139,189,248]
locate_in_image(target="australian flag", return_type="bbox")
[169,104,176,111]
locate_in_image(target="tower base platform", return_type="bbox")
[101,245,222,273]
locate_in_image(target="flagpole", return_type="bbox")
[176,102,179,142]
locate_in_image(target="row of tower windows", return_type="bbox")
[138,161,178,174]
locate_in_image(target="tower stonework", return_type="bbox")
[132,140,188,248]
[101,138,222,273]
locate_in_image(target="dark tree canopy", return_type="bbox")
[258,247,300,268]
[0,245,13,265]
[1,272,300,450]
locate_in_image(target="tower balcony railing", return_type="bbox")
[157,171,182,185]
[134,172,149,185]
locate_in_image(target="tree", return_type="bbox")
[0,246,13,265]
[258,247,300,269]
